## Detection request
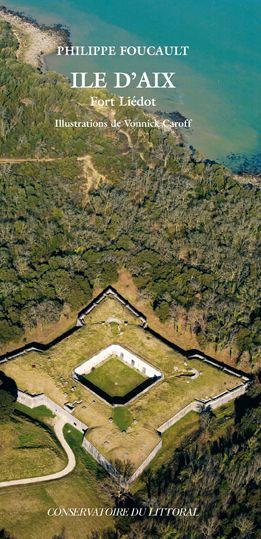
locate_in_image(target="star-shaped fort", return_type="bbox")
[0,287,249,483]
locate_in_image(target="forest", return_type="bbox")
[103,381,260,539]
[0,19,260,539]
[0,21,260,367]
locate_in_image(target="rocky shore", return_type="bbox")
[0,5,70,70]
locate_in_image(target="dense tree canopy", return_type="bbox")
[0,21,260,366]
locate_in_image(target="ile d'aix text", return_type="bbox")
[71,72,176,89]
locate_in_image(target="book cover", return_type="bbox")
[0,2,260,539]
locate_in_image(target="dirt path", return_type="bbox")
[0,157,63,163]
[0,418,76,488]
[119,129,133,148]
[0,156,90,163]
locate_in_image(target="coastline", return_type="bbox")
[0,5,70,70]
[0,5,259,185]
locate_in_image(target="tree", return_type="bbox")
[199,405,215,433]
[155,301,170,322]
[235,515,254,537]
[0,320,22,344]
[52,529,66,539]
[0,530,17,539]
[110,458,134,484]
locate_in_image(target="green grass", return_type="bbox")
[214,400,234,421]
[207,401,235,440]
[15,403,54,420]
[146,402,235,475]
[0,419,114,539]
[63,424,108,479]
[84,355,147,397]
[133,401,236,494]
[148,412,199,475]
[113,406,133,431]
[0,406,66,482]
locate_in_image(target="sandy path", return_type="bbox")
[0,157,64,163]
[0,156,90,163]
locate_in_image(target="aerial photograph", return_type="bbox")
[0,1,260,538]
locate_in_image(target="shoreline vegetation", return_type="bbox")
[0,5,70,70]
[0,5,259,185]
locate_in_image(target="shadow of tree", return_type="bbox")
[0,370,18,400]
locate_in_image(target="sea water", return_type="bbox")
[4,0,261,171]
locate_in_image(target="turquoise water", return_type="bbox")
[4,0,261,169]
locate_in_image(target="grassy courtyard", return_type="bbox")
[1,296,241,470]
[84,355,147,397]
